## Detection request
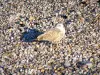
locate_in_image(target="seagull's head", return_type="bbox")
[56,23,65,33]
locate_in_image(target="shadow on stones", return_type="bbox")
[20,28,43,42]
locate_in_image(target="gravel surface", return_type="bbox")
[0,0,100,75]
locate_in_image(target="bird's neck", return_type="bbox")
[56,27,65,33]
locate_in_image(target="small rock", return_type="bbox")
[97,62,100,67]
[85,62,93,68]
[64,58,71,67]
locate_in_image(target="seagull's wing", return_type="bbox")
[37,28,63,42]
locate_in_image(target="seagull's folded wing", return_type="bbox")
[37,28,63,42]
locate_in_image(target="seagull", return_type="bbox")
[37,23,65,43]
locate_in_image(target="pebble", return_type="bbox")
[97,62,100,67]
[64,57,71,67]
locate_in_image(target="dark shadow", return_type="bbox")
[20,28,43,42]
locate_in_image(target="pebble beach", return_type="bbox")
[0,0,100,75]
